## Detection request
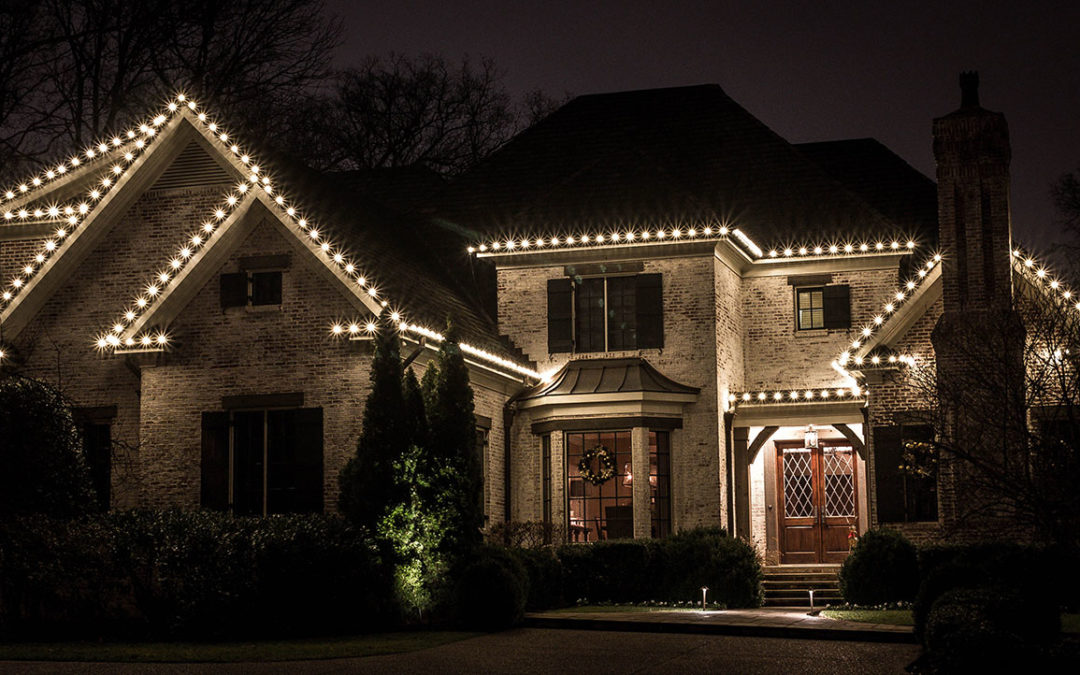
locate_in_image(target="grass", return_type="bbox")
[1063,614,1080,634]
[547,604,718,614]
[821,609,915,626]
[0,631,479,663]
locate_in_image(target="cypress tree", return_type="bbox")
[338,317,408,533]
[427,322,484,559]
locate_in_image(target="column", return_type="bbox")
[631,426,651,539]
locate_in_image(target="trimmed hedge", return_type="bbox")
[556,527,762,608]
[0,509,396,640]
[838,528,919,605]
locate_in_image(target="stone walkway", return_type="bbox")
[525,607,916,643]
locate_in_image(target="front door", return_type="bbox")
[777,441,857,564]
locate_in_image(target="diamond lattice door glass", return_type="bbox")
[823,447,855,517]
[783,449,814,518]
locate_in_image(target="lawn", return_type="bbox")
[821,609,914,626]
[823,610,1080,634]
[0,631,479,663]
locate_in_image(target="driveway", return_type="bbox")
[2,628,921,674]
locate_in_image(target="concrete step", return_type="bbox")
[763,580,839,590]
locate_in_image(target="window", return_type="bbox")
[797,287,824,329]
[201,408,323,515]
[476,426,490,523]
[220,271,283,308]
[567,431,633,541]
[650,431,672,537]
[81,421,111,511]
[542,435,552,525]
[795,284,850,331]
[547,273,663,353]
[874,424,937,523]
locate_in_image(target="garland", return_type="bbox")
[579,445,616,486]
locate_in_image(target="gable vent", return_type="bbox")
[151,140,235,191]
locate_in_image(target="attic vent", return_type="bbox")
[151,140,235,191]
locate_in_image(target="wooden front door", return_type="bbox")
[777,441,857,564]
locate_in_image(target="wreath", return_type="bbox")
[579,445,616,486]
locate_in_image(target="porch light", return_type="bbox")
[804,425,818,449]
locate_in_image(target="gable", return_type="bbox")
[151,138,237,191]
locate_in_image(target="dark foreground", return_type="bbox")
[2,628,919,674]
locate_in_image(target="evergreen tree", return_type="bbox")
[338,318,408,533]
[426,322,484,559]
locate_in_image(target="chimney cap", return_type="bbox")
[960,71,980,108]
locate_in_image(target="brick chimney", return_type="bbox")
[932,71,1014,312]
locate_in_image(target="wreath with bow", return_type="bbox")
[579,445,616,486]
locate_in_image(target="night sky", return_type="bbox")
[328,0,1079,251]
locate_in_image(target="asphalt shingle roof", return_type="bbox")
[437,84,916,245]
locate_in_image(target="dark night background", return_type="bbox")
[328,0,1079,251]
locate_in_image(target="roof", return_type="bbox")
[518,357,699,401]
[437,84,907,245]
[0,95,536,380]
[796,138,937,246]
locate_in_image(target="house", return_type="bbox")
[0,75,1058,565]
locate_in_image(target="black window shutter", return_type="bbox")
[822,284,851,329]
[635,273,664,348]
[220,273,248,308]
[873,425,905,523]
[200,412,230,510]
[547,278,574,353]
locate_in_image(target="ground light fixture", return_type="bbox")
[701,586,709,611]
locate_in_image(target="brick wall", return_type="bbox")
[741,266,899,390]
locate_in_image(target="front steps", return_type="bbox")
[762,565,842,607]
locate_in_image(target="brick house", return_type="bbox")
[0,76,1057,565]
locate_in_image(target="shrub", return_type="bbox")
[554,528,761,608]
[924,587,1060,672]
[454,546,528,630]
[913,542,1060,642]
[487,520,567,549]
[507,547,564,610]
[657,527,762,608]
[0,510,396,640]
[838,528,919,605]
[0,377,96,520]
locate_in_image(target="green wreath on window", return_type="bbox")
[578,445,616,486]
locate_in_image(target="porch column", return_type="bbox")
[733,426,750,540]
[550,432,566,530]
[631,426,651,538]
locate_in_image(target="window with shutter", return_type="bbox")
[548,273,663,353]
[796,287,825,330]
[251,271,282,306]
[201,407,324,516]
[874,424,937,523]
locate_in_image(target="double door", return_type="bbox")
[777,441,857,564]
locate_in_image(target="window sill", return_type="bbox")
[246,304,283,314]
[792,328,834,338]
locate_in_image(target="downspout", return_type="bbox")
[503,402,515,523]
[723,411,735,534]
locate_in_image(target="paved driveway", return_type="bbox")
[2,628,921,674]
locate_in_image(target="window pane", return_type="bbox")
[607,276,637,350]
[567,430,634,541]
[251,271,282,306]
[797,286,825,330]
[650,431,671,537]
[574,278,606,352]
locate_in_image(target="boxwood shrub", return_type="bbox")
[0,509,396,640]
[838,528,919,605]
